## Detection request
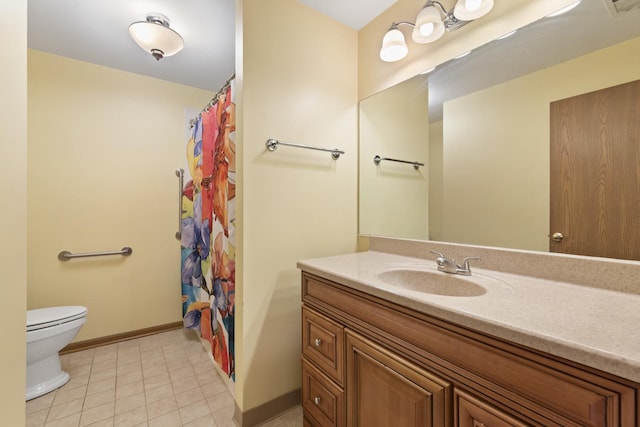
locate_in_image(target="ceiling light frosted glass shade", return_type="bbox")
[453,0,494,21]
[129,15,184,60]
[380,28,408,62]
[412,6,445,43]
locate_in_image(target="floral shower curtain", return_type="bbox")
[180,77,236,380]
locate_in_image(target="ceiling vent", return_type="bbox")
[602,0,640,16]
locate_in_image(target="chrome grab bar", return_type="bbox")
[373,155,425,170]
[176,168,184,240]
[265,138,345,160]
[58,247,133,261]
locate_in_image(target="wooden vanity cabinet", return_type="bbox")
[301,272,639,427]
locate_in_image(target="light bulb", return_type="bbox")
[453,0,493,21]
[420,22,435,37]
[465,0,481,11]
[412,5,445,43]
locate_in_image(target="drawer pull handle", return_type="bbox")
[313,396,321,405]
[314,338,322,347]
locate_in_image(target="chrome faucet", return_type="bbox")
[430,251,481,276]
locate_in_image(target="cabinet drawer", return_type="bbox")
[455,389,531,427]
[302,359,344,427]
[302,306,344,385]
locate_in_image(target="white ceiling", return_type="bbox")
[296,0,397,29]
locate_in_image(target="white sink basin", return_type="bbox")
[377,269,487,297]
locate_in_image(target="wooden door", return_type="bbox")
[345,330,450,427]
[550,79,640,260]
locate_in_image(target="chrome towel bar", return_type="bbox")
[373,155,425,170]
[176,168,185,240]
[265,138,345,160]
[58,247,133,261]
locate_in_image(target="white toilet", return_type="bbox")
[26,306,88,400]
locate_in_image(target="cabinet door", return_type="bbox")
[455,389,531,427]
[345,330,450,427]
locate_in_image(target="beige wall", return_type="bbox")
[0,2,27,423]
[27,50,214,341]
[236,0,358,413]
[359,75,429,239]
[442,36,640,251]
[357,0,575,100]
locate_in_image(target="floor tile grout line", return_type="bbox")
[30,329,286,427]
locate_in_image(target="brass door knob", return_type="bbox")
[551,232,564,242]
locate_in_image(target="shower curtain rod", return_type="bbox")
[190,72,236,128]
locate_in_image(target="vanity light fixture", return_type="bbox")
[380,0,494,62]
[129,14,184,61]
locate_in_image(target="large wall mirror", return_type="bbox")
[359,0,640,260]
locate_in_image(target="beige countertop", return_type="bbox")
[298,250,640,383]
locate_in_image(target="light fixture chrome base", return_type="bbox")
[427,1,470,31]
[146,13,171,27]
[442,14,469,31]
[150,49,165,61]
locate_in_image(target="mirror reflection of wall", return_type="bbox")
[359,75,429,239]
[440,35,640,252]
[428,119,443,242]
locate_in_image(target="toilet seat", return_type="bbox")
[27,306,88,332]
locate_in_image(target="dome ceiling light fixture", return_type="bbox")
[380,0,494,62]
[129,13,184,61]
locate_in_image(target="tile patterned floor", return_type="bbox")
[26,329,303,427]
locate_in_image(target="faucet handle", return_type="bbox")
[461,256,481,270]
[430,250,446,265]
[430,250,445,259]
